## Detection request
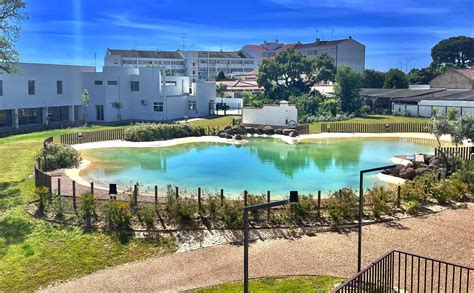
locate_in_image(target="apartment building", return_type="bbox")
[0,63,216,129]
[105,49,256,81]
[242,37,365,73]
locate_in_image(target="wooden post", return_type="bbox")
[244,190,248,206]
[57,178,61,196]
[198,187,202,210]
[133,184,138,206]
[397,185,401,208]
[175,186,179,199]
[90,182,94,195]
[267,190,271,220]
[72,180,77,210]
[220,189,224,205]
[317,190,321,218]
[154,185,158,206]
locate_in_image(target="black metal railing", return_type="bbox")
[334,250,473,292]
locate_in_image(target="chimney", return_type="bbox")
[348,36,352,39]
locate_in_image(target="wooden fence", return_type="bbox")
[320,122,431,133]
[435,146,473,160]
[60,129,125,145]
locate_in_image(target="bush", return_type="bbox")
[79,192,96,229]
[138,204,156,229]
[451,160,474,193]
[405,200,422,215]
[401,172,437,203]
[164,187,197,227]
[123,123,206,142]
[432,178,468,204]
[365,186,395,218]
[360,104,372,115]
[295,195,317,220]
[301,113,355,123]
[104,201,132,232]
[325,188,358,224]
[220,200,244,228]
[35,187,51,216]
[37,143,81,171]
[49,195,67,220]
[247,194,266,222]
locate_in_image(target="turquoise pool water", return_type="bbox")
[80,137,437,197]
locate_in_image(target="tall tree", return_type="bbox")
[406,68,435,85]
[384,68,408,89]
[431,36,474,68]
[361,69,385,88]
[334,66,362,113]
[216,83,227,98]
[216,71,226,81]
[312,53,336,83]
[0,0,26,73]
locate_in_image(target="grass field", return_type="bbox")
[190,276,342,292]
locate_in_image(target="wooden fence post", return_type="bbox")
[198,187,202,210]
[154,185,158,207]
[175,186,179,199]
[72,180,77,210]
[317,190,321,218]
[90,182,94,195]
[244,190,248,206]
[220,189,224,205]
[133,184,138,206]
[57,178,61,196]
[267,190,271,221]
[397,185,401,208]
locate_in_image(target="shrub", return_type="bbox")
[325,188,358,224]
[295,195,317,220]
[451,160,474,193]
[401,172,437,203]
[138,204,156,229]
[247,194,266,222]
[432,178,468,204]
[360,104,372,115]
[123,123,206,142]
[35,187,51,216]
[37,143,81,171]
[79,192,96,229]
[203,194,220,219]
[405,200,422,215]
[220,200,244,228]
[50,195,67,220]
[103,201,132,232]
[365,186,395,218]
[164,187,197,227]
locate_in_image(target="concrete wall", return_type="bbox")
[430,70,474,90]
[242,101,297,126]
[336,39,366,73]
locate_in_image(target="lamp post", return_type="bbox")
[243,191,299,293]
[358,165,396,272]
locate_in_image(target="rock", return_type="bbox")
[415,167,429,176]
[218,131,227,138]
[233,126,246,134]
[245,127,256,134]
[289,131,298,137]
[429,157,440,167]
[225,134,233,139]
[424,155,434,165]
[282,129,293,135]
[224,125,232,131]
[234,134,242,140]
[262,126,275,135]
[225,128,234,135]
[275,129,283,135]
[399,166,416,180]
[256,128,264,135]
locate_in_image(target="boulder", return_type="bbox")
[262,126,275,135]
[224,125,233,131]
[218,131,227,138]
[234,134,242,140]
[387,165,404,176]
[275,129,283,135]
[415,167,429,176]
[424,155,435,165]
[225,128,234,135]
[256,128,264,135]
[282,129,294,135]
[429,157,440,167]
[233,126,246,134]
[245,127,256,134]
[289,131,298,137]
[399,166,416,180]
[225,134,233,139]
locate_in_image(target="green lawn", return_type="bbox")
[308,115,430,133]
[190,276,342,293]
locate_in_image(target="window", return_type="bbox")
[48,106,69,122]
[192,62,195,66]
[0,80,3,96]
[56,80,63,94]
[96,105,104,121]
[94,80,103,85]
[131,81,140,91]
[192,70,195,74]
[0,110,12,127]
[107,81,118,85]
[244,60,254,64]
[28,80,35,95]
[153,102,163,112]
[19,108,42,125]
[188,101,197,110]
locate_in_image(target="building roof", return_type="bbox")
[294,39,349,49]
[197,51,252,59]
[455,69,474,81]
[360,88,445,99]
[107,48,184,59]
[217,80,262,91]
[393,90,474,103]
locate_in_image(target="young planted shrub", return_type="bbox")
[432,178,468,204]
[365,186,395,218]
[138,204,156,230]
[164,188,197,227]
[37,143,81,172]
[123,123,206,142]
[325,188,358,224]
[247,194,266,222]
[202,194,220,220]
[50,195,67,220]
[104,201,133,232]
[35,187,51,216]
[405,200,422,215]
[79,192,96,229]
[220,200,244,229]
[295,195,317,220]
[451,160,474,193]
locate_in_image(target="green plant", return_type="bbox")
[103,201,132,232]
[295,195,317,220]
[220,200,244,229]
[405,200,422,215]
[49,195,67,220]
[365,186,395,218]
[164,188,197,227]
[123,123,206,142]
[247,194,266,222]
[325,188,358,224]
[138,204,156,229]
[432,178,468,204]
[78,192,96,229]
[451,160,474,193]
[34,187,51,216]
[37,143,81,172]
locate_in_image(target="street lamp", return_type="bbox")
[357,165,396,272]
[243,191,299,293]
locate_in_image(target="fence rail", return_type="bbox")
[320,123,431,133]
[435,146,473,161]
[60,129,125,145]
[334,250,474,292]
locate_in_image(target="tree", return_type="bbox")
[111,100,123,121]
[242,92,275,108]
[431,36,474,68]
[257,48,316,99]
[216,83,227,98]
[313,54,336,83]
[384,68,408,89]
[406,68,435,85]
[0,0,27,73]
[288,93,320,118]
[361,69,385,88]
[81,89,90,122]
[334,66,362,113]
[216,71,226,81]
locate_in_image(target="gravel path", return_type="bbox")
[42,205,474,292]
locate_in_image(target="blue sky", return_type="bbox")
[18,0,473,71]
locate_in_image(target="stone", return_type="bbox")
[245,127,256,134]
[218,131,227,138]
[225,128,234,135]
[399,166,416,180]
[415,167,429,176]
[234,134,242,140]
[262,126,275,135]
[275,129,283,135]
[424,155,434,165]
[256,128,264,135]
[224,125,232,131]
[289,131,298,137]
[429,157,440,167]
[225,134,233,139]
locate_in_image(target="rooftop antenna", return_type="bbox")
[180,33,188,50]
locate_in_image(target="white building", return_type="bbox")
[242,101,298,127]
[0,63,216,129]
[242,37,366,73]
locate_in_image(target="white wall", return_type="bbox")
[336,39,365,73]
[242,101,298,126]
[393,100,474,117]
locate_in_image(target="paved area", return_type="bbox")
[43,205,474,292]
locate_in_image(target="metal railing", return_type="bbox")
[334,250,473,292]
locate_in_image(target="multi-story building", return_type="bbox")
[242,37,365,73]
[105,49,256,81]
[0,63,216,129]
